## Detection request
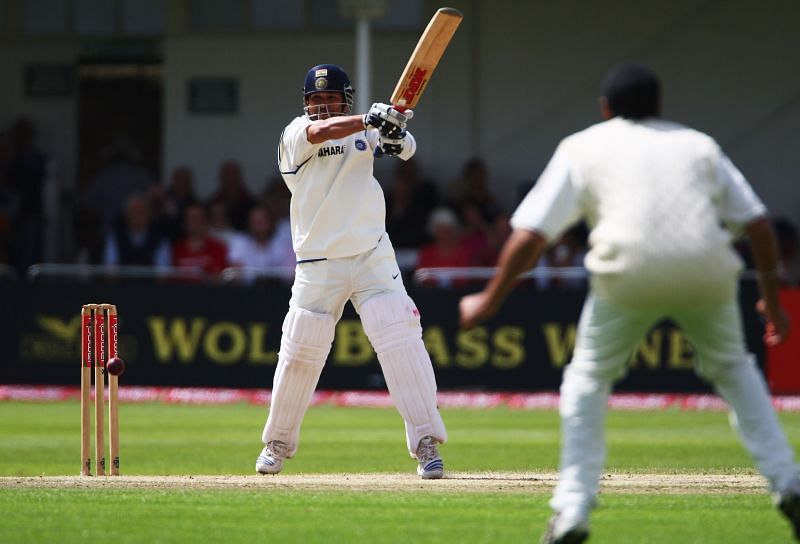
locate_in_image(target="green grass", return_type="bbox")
[2,401,800,543]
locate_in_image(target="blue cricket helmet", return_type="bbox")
[302,64,355,113]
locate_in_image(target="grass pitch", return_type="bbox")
[1,401,799,542]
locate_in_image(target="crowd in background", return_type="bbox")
[3,116,800,288]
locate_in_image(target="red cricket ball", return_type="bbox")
[106,357,126,376]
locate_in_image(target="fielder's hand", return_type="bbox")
[364,103,414,138]
[756,298,791,346]
[459,291,498,330]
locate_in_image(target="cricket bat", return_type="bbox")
[389,7,463,111]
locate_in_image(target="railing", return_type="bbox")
[19,263,762,286]
[413,267,761,285]
[413,266,589,286]
[26,264,207,282]
[23,264,296,284]
[220,266,296,283]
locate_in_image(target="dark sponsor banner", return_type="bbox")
[0,281,765,392]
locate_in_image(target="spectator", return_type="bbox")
[7,117,48,273]
[228,205,295,272]
[151,166,198,241]
[386,157,440,248]
[171,204,228,280]
[484,212,513,266]
[207,201,241,248]
[416,207,472,287]
[82,138,154,230]
[447,157,500,222]
[261,175,291,224]
[458,200,492,265]
[103,194,170,266]
[207,160,255,231]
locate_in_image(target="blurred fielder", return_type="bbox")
[459,64,800,543]
[255,64,446,479]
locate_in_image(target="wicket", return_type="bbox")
[80,303,120,476]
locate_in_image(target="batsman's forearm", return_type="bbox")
[306,115,366,144]
[746,216,782,307]
[483,229,548,309]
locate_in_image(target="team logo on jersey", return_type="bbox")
[315,77,328,90]
[355,139,366,151]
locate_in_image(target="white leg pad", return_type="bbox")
[359,293,447,455]
[262,307,335,456]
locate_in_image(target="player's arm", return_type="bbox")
[746,216,790,345]
[715,150,789,344]
[459,228,548,329]
[306,115,367,144]
[307,103,411,144]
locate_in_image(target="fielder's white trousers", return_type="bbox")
[551,294,799,519]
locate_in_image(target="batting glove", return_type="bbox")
[364,103,414,138]
[378,132,407,156]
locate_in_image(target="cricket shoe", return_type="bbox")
[415,436,444,479]
[255,440,290,475]
[540,513,590,544]
[775,480,800,540]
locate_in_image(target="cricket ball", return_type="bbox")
[106,357,126,376]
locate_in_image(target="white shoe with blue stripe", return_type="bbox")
[415,436,444,479]
[255,440,290,475]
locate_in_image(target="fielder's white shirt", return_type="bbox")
[512,117,766,307]
[278,116,416,261]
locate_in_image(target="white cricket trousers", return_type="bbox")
[262,235,446,456]
[551,294,798,519]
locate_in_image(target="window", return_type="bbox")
[23,0,69,36]
[189,0,248,31]
[74,0,116,36]
[122,0,166,35]
[252,0,303,30]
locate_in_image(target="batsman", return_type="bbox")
[255,64,447,479]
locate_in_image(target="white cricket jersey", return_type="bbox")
[512,117,767,307]
[278,116,416,260]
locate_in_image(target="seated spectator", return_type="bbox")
[386,157,440,249]
[82,137,154,230]
[172,204,228,279]
[228,205,295,273]
[261,175,291,224]
[458,201,492,265]
[536,223,589,290]
[483,212,513,266]
[151,166,198,241]
[416,207,473,287]
[207,201,241,248]
[103,194,171,266]
[446,157,500,222]
[207,160,255,231]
